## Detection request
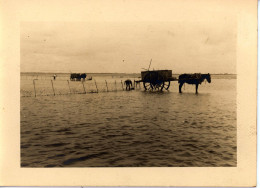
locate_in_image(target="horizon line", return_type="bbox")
[20,71,237,75]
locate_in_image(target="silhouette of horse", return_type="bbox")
[178,73,211,94]
[124,79,132,91]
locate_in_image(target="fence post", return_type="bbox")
[121,80,124,91]
[33,79,37,97]
[51,80,55,96]
[115,80,117,92]
[105,80,108,92]
[67,80,71,93]
[82,81,86,94]
[94,80,98,93]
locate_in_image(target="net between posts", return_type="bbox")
[20,79,135,97]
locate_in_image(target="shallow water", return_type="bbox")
[21,75,236,167]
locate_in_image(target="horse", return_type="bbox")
[124,79,132,91]
[178,73,211,94]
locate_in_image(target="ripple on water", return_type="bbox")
[62,152,109,166]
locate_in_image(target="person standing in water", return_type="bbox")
[124,79,132,91]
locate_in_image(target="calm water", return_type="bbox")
[20,73,236,167]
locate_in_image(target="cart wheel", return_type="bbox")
[153,74,164,91]
[143,72,164,91]
[153,80,164,91]
[163,81,171,90]
[143,81,152,90]
[143,73,153,91]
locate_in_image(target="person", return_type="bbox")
[124,79,132,91]
[53,74,57,80]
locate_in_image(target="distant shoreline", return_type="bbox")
[20,72,237,75]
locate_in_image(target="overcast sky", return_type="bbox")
[20,4,237,74]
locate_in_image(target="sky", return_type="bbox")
[20,3,237,74]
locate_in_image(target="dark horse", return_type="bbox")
[124,79,133,91]
[178,73,211,94]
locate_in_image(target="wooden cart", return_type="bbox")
[140,70,177,91]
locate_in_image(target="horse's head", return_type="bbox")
[205,73,211,83]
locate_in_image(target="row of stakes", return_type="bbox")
[32,79,140,97]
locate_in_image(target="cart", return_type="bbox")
[70,73,92,81]
[139,70,177,91]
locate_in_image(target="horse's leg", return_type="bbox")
[179,82,183,93]
[195,84,198,94]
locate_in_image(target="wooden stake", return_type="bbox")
[105,80,108,92]
[121,80,124,90]
[33,79,36,97]
[51,80,55,96]
[67,80,71,93]
[94,80,98,93]
[82,81,86,94]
